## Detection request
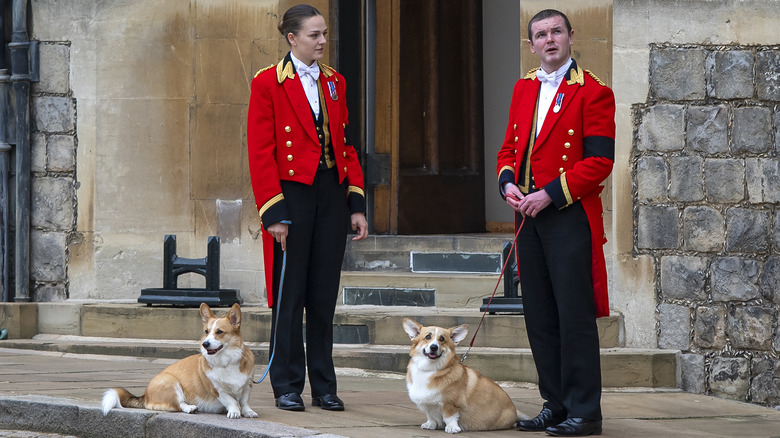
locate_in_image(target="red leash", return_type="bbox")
[461,216,525,363]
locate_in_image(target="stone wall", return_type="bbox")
[633,44,780,406]
[30,42,77,301]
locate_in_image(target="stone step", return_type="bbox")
[343,234,514,272]
[0,335,676,389]
[35,303,621,349]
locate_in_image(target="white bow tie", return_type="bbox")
[297,63,320,80]
[536,69,560,85]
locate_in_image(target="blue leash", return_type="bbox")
[253,249,286,384]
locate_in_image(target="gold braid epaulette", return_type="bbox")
[585,70,606,86]
[524,67,539,80]
[317,61,337,79]
[254,64,275,78]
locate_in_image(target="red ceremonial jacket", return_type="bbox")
[496,59,615,318]
[247,53,365,306]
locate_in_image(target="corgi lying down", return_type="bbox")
[102,303,257,419]
[403,318,519,433]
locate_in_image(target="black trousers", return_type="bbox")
[516,202,602,421]
[269,168,349,398]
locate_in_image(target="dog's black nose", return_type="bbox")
[430,344,438,352]
[202,341,210,349]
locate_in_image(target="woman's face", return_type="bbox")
[288,15,327,66]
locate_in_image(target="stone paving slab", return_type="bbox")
[1,348,779,437]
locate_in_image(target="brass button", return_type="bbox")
[568,129,574,136]
[344,137,347,143]
[562,155,568,162]
[287,155,293,161]
[564,142,571,148]
[342,151,347,157]
[603,233,607,239]
[513,149,517,154]
[514,136,519,142]
[598,193,602,198]
[288,169,294,176]
[343,167,348,173]
[285,126,291,132]
[559,167,564,174]
[286,141,292,147]
[531,184,536,189]
[513,123,517,130]
[343,123,346,128]
[601,213,604,217]
[319,134,323,139]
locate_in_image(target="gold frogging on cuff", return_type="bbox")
[560,173,573,206]
[348,186,365,197]
[259,193,285,219]
[498,165,515,181]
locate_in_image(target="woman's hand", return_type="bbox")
[267,222,289,251]
[351,213,369,241]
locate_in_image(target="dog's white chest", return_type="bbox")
[407,361,443,406]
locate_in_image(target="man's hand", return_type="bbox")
[505,184,525,211]
[517,190,552,218]
[267,222,288,251]
[351,213,369,240]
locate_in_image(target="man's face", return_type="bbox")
[529,15,573,73]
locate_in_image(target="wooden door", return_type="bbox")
[373,0,485,234]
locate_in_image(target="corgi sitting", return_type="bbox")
[403,318,519,434]
[102,303,257,419]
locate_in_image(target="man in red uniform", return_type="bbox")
[496,9,614,437]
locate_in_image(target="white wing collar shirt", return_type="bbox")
[535,57,572,136]
[290,52,321,119]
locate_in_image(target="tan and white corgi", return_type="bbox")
[403,318,519,434]
[102,303,258,419]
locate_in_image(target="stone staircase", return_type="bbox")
[0,234,679,389]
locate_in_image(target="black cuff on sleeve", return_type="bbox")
[261,201,290,228]
[498,169,515,198]
[544,177,568,209]
[347,192,366,215]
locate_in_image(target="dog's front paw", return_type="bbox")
[180,403,198,414]
[242,408,258,418]
[444,423,462,434]
[421,420,438,430]
[227,409,241,419]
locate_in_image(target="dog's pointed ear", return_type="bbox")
[450,324,469,344]
[402,318,422,339]
[227,303,242,329]
[200,303,215,324]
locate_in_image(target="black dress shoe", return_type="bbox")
[312,393,345,411]
[275,392,305,411]
[545,418,602,436]
[517,407,567,432]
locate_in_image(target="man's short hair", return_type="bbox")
[527,9,572,41]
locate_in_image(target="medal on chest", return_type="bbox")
[553,93,564,113]
[327,82,338,101]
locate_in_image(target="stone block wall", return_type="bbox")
[634,44,780,406]
[30,42,77,301]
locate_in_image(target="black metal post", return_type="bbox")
[0,0,10,302]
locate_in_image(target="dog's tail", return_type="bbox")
[101,388,146,415]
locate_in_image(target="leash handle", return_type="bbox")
[461,217,524,363]
[254,249,287,383]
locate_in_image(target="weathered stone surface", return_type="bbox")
[30,231,67,282]
[726,208,770,253]
[658,303,690,350]
[638,104,685,152]
[47,134,76,173]
[687,105,728,155]
[661,256,707,300]
[36,43,71,94]
[32,177,75,230]
[32,133,46,173]
[636,156,668,202]
[33,96,75,133]
[33,285,68,302]
[670,156,704,201]
[746,159,780,203]
[751,357,780,405]
[707,50,754,99]
[704,159,744,203]
[638,206,678,249]
[683,206,723,252]
[726,306,775,350]
[732,107,772,154]
[760,256,780,305]
[694,306,726,349]
[650,48,706,100]
[756,49,780,101]
[679,353,706,394]
[710,357,749,401]
[711,257,760,302]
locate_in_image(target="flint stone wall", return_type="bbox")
[634,44,780,406]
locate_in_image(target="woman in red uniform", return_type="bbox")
[247,4,368,412]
